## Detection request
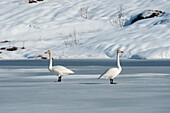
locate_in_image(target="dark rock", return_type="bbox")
[130,10,165,24]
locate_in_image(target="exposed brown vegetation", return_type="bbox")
[21,47,26,49]
[6,47,18,51]
[41,56,47,59]
[0,47,6,50]
[38,54,47,59]
[28,0,37,3]
[0,40,11,43]
[1,46,25,51]
[38,54,43,57]
[0,40,26,51]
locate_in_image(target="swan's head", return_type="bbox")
[45,50,51,54]
[117,50,123,53]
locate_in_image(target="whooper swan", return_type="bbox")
[45,50,74,82]
[98,50,123,84]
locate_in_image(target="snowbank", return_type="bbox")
[0,0,170,59]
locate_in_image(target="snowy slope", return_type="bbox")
[0,0,170,59]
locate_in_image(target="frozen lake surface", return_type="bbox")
[0,59,170,113]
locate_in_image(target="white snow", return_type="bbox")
[0,0,170,59]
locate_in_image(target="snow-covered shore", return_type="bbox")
[0,0,170,59]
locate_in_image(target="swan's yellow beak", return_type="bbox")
[119,50,123,53]
[45,51,49,54]
[45,50,51,54]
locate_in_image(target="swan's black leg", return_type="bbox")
[110,79,117,84]
[58,76,62,82]
[110,79,113,84]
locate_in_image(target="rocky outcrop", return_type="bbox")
[130,10,165,24]
[28,0,44,4]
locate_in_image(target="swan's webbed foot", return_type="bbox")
[110,79,117,84]
[58,76,62,82]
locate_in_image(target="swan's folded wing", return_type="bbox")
[53,65,74,75]
[98,68,118,79]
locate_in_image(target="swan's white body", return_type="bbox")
[99,68,122,79]
[49,65,74,77]
[98,50,123,84]
[45,50,74,82]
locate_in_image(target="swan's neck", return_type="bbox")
[49,52,53,69]
[117,52,121,69]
